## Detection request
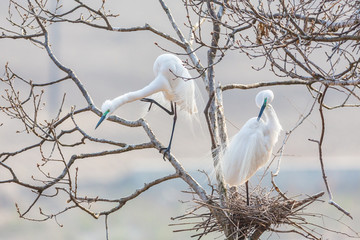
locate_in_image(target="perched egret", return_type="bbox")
[95,54,200,159]
[220,89,282,205]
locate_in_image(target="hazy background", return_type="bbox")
[0,0,359,239]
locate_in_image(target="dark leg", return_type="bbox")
[246,181,250,206]
[160,102,177,160]
[140,98,174,115]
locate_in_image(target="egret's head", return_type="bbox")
[95,100,113,129]
[255,90,274,121]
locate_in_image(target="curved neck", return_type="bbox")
[111,76,168,110]
[263,104,281,131]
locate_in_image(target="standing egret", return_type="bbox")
[220,89,282,205]
[95,53,200,159]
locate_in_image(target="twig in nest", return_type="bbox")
[171,186,327,239]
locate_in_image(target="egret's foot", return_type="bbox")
[159,147,171,161]
[140,98,154,112]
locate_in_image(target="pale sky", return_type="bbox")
[0,1,359,239]
[1,1,359,173]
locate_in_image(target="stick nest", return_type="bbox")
[224,187,321,238]
[171,186,325,239]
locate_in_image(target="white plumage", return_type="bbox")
[99,53,198,119]
[95,53,201,158]
[221,90,282,186]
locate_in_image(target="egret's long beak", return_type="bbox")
[257,98,267,121]
[95,110,109,129]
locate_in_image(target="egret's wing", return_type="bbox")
[171,62,205,135]
[221,119,271,186]
[171,64,198,113]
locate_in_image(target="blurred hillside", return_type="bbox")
[0,169,359,240]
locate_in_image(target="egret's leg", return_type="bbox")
[160,103,177,160]
[140,98,174,115]
[245,181,249,206]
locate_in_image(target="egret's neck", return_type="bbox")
[111,76,168,111]
[264,104,282,134]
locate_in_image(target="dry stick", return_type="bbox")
[216,85,228,148]
[8,8,166,217]
[271,104,314,175]
[268,91,319,197]
[19,192,42,217]
[105,214,109,240]
[98,172,182,216]
[206,1,228,207]
[158,0,206,82]
[308,86,353,219]
[204,92,217,149]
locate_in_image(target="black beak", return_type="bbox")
[257,98,267,121]
[95,110,109,129]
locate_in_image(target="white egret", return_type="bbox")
[95,53,200,159]
[220,89,282,205]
